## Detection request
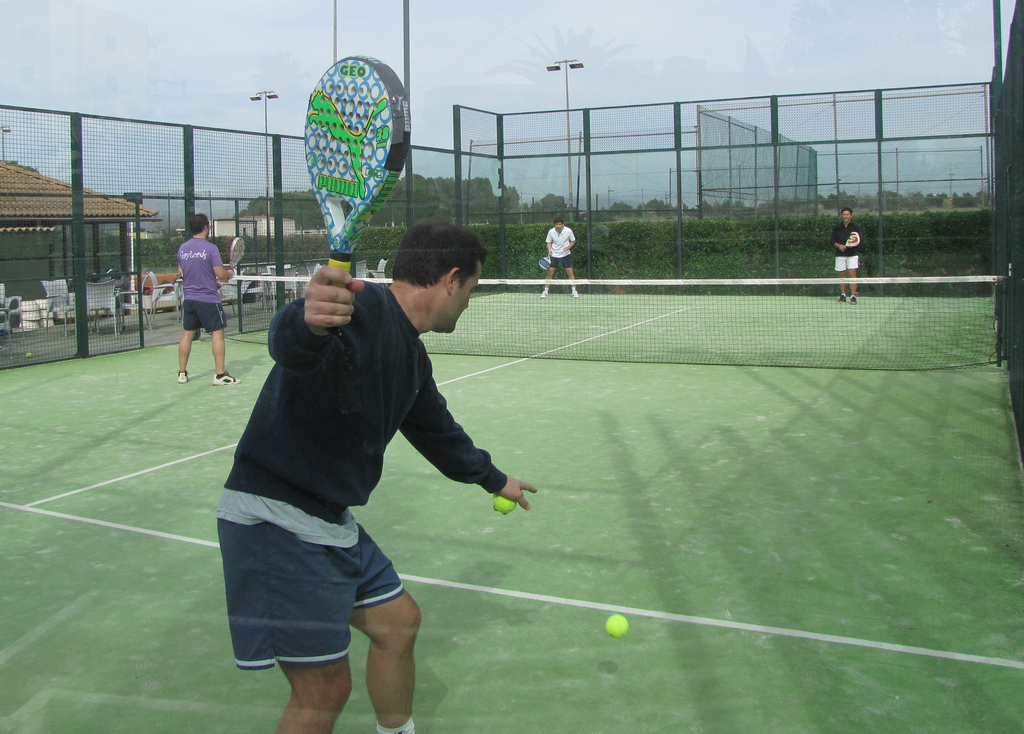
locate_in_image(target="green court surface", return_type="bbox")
[1,341,1022,733]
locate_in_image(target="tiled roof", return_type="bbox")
[0,162,159,221]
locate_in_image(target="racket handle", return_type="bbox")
[328,252,352,273]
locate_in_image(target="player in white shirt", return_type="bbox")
[541,217,579,298]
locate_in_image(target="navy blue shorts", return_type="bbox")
[217,519,405,670]
[551,253,574,270]
[182,299,227,334]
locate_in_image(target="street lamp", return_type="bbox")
[250,91,278,259]
[547,60,584,212]
[0,126,11,162]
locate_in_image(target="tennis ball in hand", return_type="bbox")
[606,614,629,638]
[493,494,517,515]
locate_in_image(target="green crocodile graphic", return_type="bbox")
[308,90,389,200]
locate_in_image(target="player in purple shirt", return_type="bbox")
[176,213,239,385]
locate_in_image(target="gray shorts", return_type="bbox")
[217,519,405,670]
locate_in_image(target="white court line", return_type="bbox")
[30,311,684,504]
[436,307,692,385]
[401,575,1024,671]
[1,501,220,548]
[2,500,1022,672]
[0,591,98,669]
[25,444,238,507]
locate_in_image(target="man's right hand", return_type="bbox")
[304,265,366,335]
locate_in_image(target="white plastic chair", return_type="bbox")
[42,279,74,335]
[0,284,22,331]
[144,271,181,321]
[85,279,120,335]
[368,259,388,278]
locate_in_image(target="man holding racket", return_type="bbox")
[830,206,862,304]
[541,216,580,298]
[176,213,239,384]
[217,222,537,734]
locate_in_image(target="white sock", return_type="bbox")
[377,719,414,734]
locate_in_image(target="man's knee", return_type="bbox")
[281,659,353,713]
[354,593,422,649]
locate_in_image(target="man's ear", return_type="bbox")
[442,267,460,295]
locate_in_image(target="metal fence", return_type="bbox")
[994,0,1024,460]
[455,84,992,249]
[0,80,995,369]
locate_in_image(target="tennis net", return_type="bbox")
[228,275,1003,370]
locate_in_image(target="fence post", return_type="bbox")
[496,114,506,278]
[70,112,89,357]
[183,125,195,226]
[453,106,463,225]
[771,96,781,278]
[584,108,593,280]
[875,89,885,276]
[674,102,684,278]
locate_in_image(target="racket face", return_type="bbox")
[847,232,860,246]
[539,257,551,270]
[305,56,410,271]
[229,237,245,267]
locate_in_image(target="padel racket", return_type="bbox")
[846,231,861,248]
[538,257,551,270]
[229,237,245,270]
[305,56,410,274]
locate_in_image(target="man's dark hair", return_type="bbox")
[553,217,564,225]
[841,207,853,215]
[189,213,210,235]
[391,222,488,287]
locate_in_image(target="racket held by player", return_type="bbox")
[229,237,245,270]
[305,56,410,275]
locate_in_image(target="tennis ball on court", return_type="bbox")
[493,494,517,515]
[606,614,629,638]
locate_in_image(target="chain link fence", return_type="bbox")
[994,0,1024,461]
[0,80,995,369]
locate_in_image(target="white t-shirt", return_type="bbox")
[546,226,576,258]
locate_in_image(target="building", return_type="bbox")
[213,215,296,239]
[0,161,159,299]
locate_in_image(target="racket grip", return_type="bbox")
[328,252,352,273]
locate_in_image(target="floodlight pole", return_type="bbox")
[250,91,278,262]
[0,126,10,162]
[547,60,583,214]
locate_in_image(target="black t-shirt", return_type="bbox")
[830,222,862,257]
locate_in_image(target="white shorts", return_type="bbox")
[835,255,859,272]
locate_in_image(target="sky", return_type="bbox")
[0,0,1014,150]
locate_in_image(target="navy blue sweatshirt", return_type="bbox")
[224,281,507,523]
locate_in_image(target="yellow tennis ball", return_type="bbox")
[24,352,32,358]
[492,494,517,515]
[606,614,629,638]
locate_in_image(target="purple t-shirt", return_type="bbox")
[177,238,224,304]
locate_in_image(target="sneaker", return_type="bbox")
[837,293,847,303]
[177,370,188,384]
[212,372,240,386]
[849,295,857,304]
[541,290,549,299]
[572,290,580,298]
